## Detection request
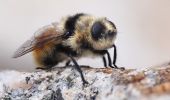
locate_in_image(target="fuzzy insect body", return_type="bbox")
[13,13,124,85]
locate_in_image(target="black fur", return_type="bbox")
[42,44,78,68]
[64,13,85,38]
[43,56,57,67]
[55,44,78,56]
[91,49,107,55]
[42,49,58,68]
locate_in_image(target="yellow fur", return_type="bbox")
[32,41,56,68]
[63,15,117,52]
[13,13,118,70]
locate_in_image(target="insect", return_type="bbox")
[13,13,124,85]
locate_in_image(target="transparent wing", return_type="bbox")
[12,22,64,58]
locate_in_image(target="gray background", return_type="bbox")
[0,0,170,71]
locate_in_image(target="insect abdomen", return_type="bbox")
[33,42,64,69]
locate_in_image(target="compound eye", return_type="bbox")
[91,22,105,40]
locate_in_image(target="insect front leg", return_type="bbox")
[112,44,125,70]
[112,44,117,68]
[105,50,114,68]
[68,55,88,86]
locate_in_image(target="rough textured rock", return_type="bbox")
[0,63,170,100]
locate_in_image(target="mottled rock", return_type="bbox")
[0,63,170,100]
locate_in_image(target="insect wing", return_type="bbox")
[12,23,64,58]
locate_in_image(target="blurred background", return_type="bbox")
[0,0,170,71]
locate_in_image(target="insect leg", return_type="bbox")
[112,44,125,70]
[69,55,88,86]
[112,44,118,68]
[106,50,114,68]
[102,56,107,68]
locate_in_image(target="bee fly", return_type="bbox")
[13,13,125,85]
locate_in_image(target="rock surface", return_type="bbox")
[0,63,170,100]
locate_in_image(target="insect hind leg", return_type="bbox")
[68,55,88,86]
[102,56,107,68]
